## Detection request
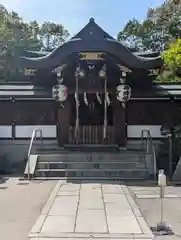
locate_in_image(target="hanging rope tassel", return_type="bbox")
[96,92,102,104]
[84,92,88,106]
[106,92,111,106]
[75,70,80,140]
[75,93,80,139]
[103,66,107,140]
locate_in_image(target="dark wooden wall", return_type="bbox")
[0,100,57,125]
[0,99,181,127]
[127,100,181,125]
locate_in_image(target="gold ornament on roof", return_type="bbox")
[79,52,105,60]
[24,68,37,76]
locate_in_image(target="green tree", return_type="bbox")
[0,5,69,81]
[117,0,181,51]
[0,5,41,80]
[162,38,181,68]
[155,39,181,83]
[40,21,69,50]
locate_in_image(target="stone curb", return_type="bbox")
[30,232,153,239]
[121,185,153,239]
[29,180,65,236]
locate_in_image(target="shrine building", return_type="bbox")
[0,18,180,179]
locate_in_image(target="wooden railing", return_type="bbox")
[69,125,115,144]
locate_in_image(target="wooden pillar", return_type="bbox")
[57,100,71,146]
[113,96,126,146]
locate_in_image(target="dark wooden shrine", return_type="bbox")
[1,18,181,146]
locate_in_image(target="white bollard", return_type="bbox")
[158,170,166,226]
[151,170,173,235]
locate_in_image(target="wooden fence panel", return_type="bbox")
[69,125,115,144]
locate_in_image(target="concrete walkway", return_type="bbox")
[30,180,153,240]
[0,177,56,240]
[130,185,181,239]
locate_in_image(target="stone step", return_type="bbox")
[36,147,120,153]
[24,143,151,180]
[35,145,147,154]
[29,176,147,180]
[36,168,147,172]
[37,153,147,163]
[37,161,146,170]
[35,168,149,178]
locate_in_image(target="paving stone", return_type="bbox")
[134,191,159,195]
[49,196,78,216]
[57,191,79,196]
[81,183,101,189]
[107,216,142,234]
[102,184,123,194]
[103,193,131,207]
[136,194,178,199]
[30,181,152,239]
[103,193,123,202]
[30,238,151,240]
[81,184,101,192]
[80,189,102,196]
[105,202,133,217]
[58,184,80,192]
[80,188,102,195]
[79,197,104,210]
[79,185,103,210]
[41,216,75,233]
[75,209,107,233]
[133,186,181,197]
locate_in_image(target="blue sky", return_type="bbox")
[0,0,165,37]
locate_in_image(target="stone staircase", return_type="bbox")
[24,145,153,180]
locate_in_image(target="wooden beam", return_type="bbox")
[113,95,126,146]
[57,100,71,145]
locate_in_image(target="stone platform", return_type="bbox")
[29,181,153,240]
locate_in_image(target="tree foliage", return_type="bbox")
[0,6,41,80]
[155,39,181,83]
[117,0,181,52]
[117,0,181,83]
[0,4,69,80]
[162,38,181,68]
[40,21,69,50]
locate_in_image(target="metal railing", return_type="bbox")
[27,129,43,180]
[141,129,157,180]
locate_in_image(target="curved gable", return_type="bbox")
[18,19,163,70]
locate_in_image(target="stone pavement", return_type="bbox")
[0,177,56,240]
[131,186,181,199]
[29,180,153,240]
[130,185,181,240]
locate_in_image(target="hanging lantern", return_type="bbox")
[120,77,126,84]
[99,64,106,78]
[122,72,127,77]
[116,84,131,102]
[52,84,68,102]
[75,67,85,78]
[78,69,85,78]
[99,69,105,78]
